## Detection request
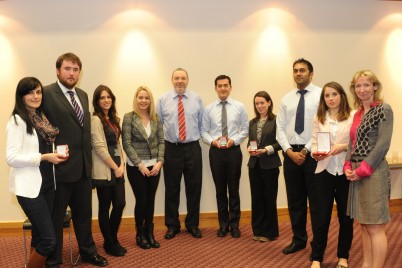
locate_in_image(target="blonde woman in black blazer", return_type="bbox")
[122,86,165,249]
[248,91,282,242]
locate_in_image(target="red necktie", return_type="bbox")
[178,95,186,142]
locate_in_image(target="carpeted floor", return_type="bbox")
[2,212,402,267]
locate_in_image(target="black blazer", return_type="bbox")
[247,116,282,169]
[42,82,92,182]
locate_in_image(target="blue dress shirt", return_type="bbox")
[201,97,249,146]
[156,90,204,143]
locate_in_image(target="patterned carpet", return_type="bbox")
[2,212,402,267]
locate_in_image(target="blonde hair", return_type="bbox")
[132,86,157,122]
[349,70,383,108]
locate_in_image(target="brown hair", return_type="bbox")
[316,81,351,124]
[92,85,121,134]
[252,91,275,121]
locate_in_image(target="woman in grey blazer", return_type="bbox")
[247,91,282,242]
[123,86,165,249]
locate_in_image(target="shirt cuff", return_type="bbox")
[265,145,274,155]
[355,160,374,178]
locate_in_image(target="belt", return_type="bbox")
[291,144,305,151]
[165,140,198,146]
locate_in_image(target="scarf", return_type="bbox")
[26,106,59,145]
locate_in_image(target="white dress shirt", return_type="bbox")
[201,97,249,146]
[276,83,322,152]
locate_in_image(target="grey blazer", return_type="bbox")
[247,116,282,169]
[122,112,165,166]
[42,82,92,182]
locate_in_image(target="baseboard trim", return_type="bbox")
[2,198,401,232]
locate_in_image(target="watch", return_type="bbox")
[301,148,309,155]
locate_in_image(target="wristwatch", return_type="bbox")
[301,148,309,155]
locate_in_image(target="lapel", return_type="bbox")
[249,120,258,141]
[258,119,270,145]
[54,84,81,124]
[132,113,149,141]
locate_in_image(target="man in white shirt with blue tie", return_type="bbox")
[276,58,322,255]
[201,75,248,238]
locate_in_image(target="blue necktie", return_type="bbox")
[295,90,307,135]
[67,91,84,126]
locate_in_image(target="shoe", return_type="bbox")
[282,242,306,254]
[268,236,278,241]
[146,223,160,248]
[217,227,229,237]
[187,227,202,238]
[82,254,108,267]
[259,236,270,242]
[336,264,348,268]
[164,227,180,239]
[115,241,127,253]
[230,227,241,238]
[136,226,151,249]
[104,243,125,257]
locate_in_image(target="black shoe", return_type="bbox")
[115,241,127,253]
[136,226,151,249]
[146,223,160,248]
[230,227,241,238]
[82,254,109,267]
[104,243,125,257]
[282,242,306,254]
[164,228,180,239]
[217,227,229,237]
[187,227,202,238]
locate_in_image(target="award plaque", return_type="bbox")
[314,132,330,156]
[250,140,258,151]
[219,136,228,148]
[57,145,68,158]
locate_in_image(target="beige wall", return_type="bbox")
[1,0,402,222]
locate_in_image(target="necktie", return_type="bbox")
[178,95,186,142]
[221,101,228,137]
[67,91,84,127]
[295,89,307,135]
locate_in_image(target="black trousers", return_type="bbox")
[18,190,56,257]
[283,148,317,246]
[46,178,97,267]
[127,165,160,227]
[249,162,280,238]
[96,182,126,246]
[209,146,242,229]
[164,141,202,229]
[310,170,354,262]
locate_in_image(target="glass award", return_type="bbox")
[56,145,68,158]
[314,132,330,156]
[250,140,258,151]
[219,136,228,148]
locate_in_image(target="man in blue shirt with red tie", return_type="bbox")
[156,68,204,239]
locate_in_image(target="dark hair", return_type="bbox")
[214,75,231,86]
[12,77,43,135]
[316,81,351,124]
[252,91,275,121]
[293,58,313,73]
[56,52,82,70]
[92,85,121,134]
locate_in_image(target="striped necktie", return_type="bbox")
[67,91,84,126]
[221,101,228,137]
[178,95,186,142]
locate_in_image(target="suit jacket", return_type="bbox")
[312,111,354,174]
[91,115,123,181]
[42,82,92,182]
[6,115,43,198]
[248,116,282,169]
[122,111,165,166]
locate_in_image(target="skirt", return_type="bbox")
[347,159,390,224]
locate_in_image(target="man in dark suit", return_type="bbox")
[43,53,108,267]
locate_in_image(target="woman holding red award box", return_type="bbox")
[309,82,355,268]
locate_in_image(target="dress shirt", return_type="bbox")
[276,83,322,152]
[201,97,249,146]
[156,89,203,143]
[57,80,84,111]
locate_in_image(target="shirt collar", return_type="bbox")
[57,80,76,94]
